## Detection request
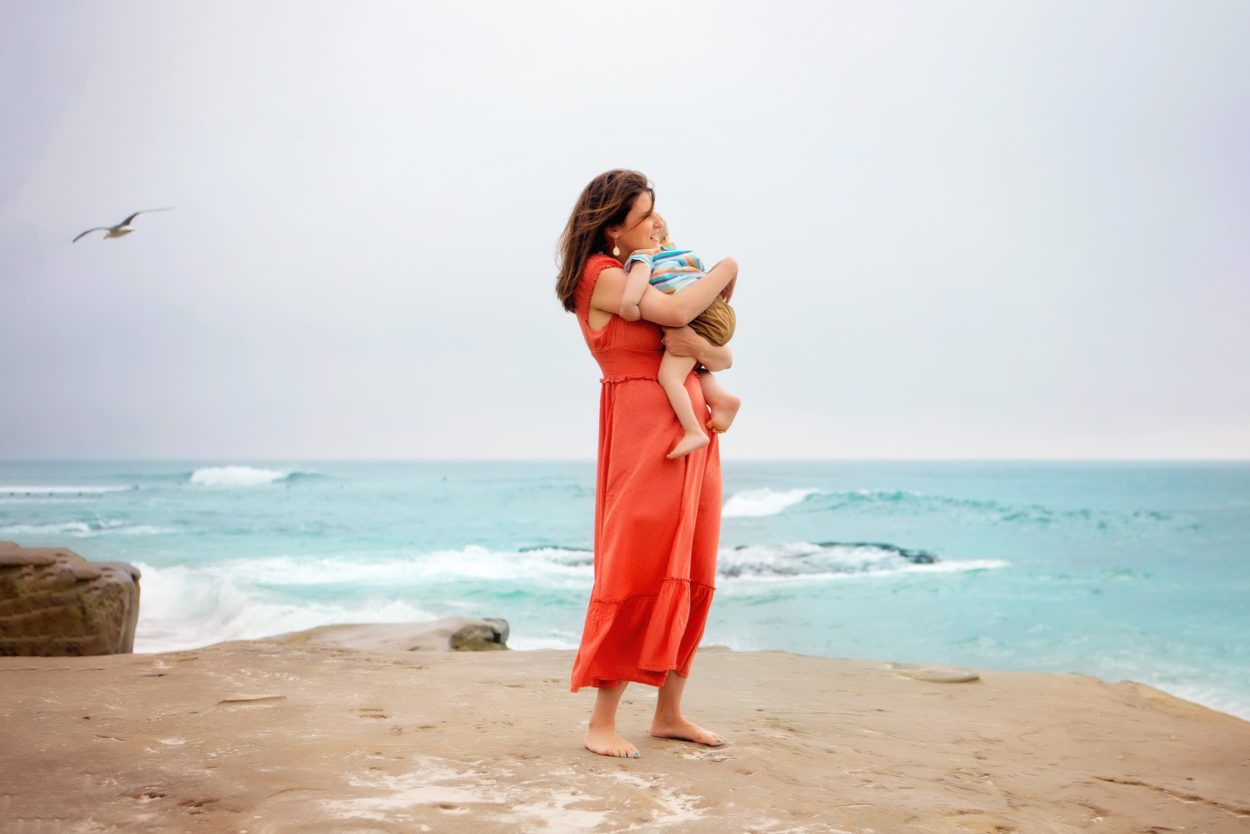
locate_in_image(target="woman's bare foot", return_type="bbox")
[667,430,710,459]
[583,724,641,758]
[650,715,726,747]
[706,394,741,434]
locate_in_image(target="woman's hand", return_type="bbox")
[660,325,707,358]
[661,326,733,371]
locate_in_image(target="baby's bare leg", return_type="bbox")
[658,351,710,459]
[697,370,742,434]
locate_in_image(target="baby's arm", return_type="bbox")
[619,252,654,322]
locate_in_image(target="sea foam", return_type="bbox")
[132,560,438,654]
[0,520,169,537]
[126,540,1005,652]
[719,540,1006,581]
[188,466,309,486]
[722,487,822,518]
[0,485,135,496]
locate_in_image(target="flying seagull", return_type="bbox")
[72,207,175,243]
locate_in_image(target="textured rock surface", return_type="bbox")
[2,642,1248,832]
[273,616,510,652]
[0,541,142,656]
[888,661,982,683]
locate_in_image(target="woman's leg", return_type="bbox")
[583,682,642,758]
[696,370,741,434]
[658,351,710,459]
[651,670,726,746]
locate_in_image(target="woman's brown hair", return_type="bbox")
[555,169,654,313]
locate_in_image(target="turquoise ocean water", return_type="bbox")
[2,460,1247,720]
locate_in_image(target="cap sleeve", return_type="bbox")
[588,253,623,274]
[581,253,623,293]
[575,253,624,321]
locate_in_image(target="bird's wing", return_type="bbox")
[122,206,175,225]
[72,227,109,243]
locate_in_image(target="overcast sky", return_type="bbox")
[1,0,1247,460]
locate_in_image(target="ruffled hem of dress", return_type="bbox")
[599,373,659,384]
[569,577,715,692]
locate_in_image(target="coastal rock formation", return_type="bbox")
[887,661,982,683]
[0,541,142,656]
[2,641,1247,832]
[273,616,510,652]
[450,617,510,651]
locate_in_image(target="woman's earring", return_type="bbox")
[611,242,621,257]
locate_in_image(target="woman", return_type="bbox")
[555,169,738,759]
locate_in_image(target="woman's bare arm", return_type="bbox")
[590,256,739,329]
[635,256,738,327]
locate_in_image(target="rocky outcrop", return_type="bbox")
[887,661,981,683]
[273,617,510,652]
[0,541,141,656]
[449,618,510,651]
[4,643,1248,832]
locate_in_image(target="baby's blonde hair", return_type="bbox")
[657,214,671,246]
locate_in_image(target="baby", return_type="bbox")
[619,217,741,459]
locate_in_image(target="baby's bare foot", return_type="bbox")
[706,395,741,434]
[666,431,710,459]
[583,725,641,758]
[650,715,726,747]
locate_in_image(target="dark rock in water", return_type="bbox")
[0,541,141,656]
[722,540,941,578]
[816,541,938,564]
[517,545,592,566]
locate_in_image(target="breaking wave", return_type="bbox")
[723,487,822,518]
[130,538,1001,653]
[720,540,1006,580]
[719,486,1192,531]
[0,520,170,537]
[188,466,319,487]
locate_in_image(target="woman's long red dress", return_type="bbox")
[569,253,723,692]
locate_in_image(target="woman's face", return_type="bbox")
[653,211,668,243]
[608,192,662,256]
